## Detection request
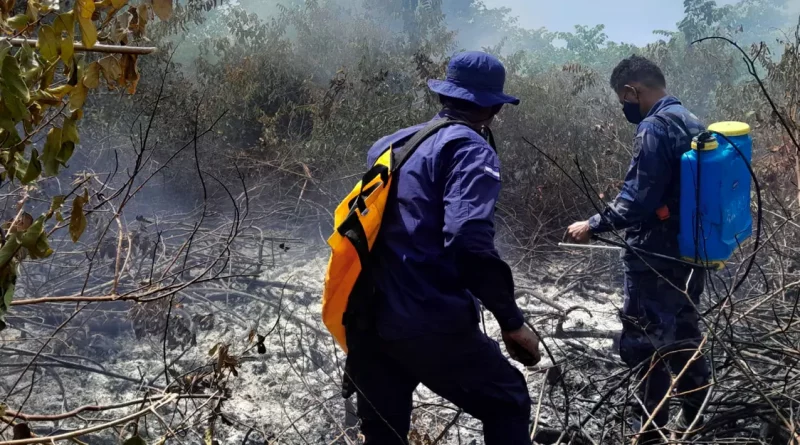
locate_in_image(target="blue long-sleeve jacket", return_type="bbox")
[589,96,705,271]
[366,112,524,340]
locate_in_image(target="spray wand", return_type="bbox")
[559,235,719,270]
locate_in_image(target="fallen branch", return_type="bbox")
[4,394,221,421]
[0,394,177,444]
[7,38,156,55]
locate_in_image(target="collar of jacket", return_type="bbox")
[435,110,481,129]
[433,111,497,151]
[645,95,682,119]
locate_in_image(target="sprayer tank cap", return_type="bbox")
[691,132,718,151]
[708,121,751,137]
[691,138,718,151]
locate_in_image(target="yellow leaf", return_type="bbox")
[76,0,94,19]
[77,15,97,48]
[31,89,61,106]
[98,55,120,88]
[54,12,74,35]
[26,0,38,22]
[137,3,149,24]
[111,0,127,9]
[68,80,87,113]
[69,189,89,243]
[61,34,74,63]
[152,0,172,21]
[37,25,58,63]
[83,61,100,88]
[45,84,73,99]
[40,63,56,90]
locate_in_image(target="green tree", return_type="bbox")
[0,0,160,329]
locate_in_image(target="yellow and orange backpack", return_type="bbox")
[321,118,468,352]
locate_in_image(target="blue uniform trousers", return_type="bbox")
[353,328,531,445]
[619,267,710,441]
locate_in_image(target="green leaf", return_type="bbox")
[0,118,21,148]
[2,92,29,121]
[42,127,62,176]
[122,435,147,445]
[209,344,219,356]
[3,284,13,309]
[0,235,20,269]
[1,49,30,102]
[47,195,65,219]
[32,231,53,259]
[0,40,11,66]
[7,14,30,31]
[16,215,51,259]
[38,25,58,63]
[69,189,88,243]
[59,117,79,164]
[18,42,36,71]
[19,216,44,248]
[20,149,41,184]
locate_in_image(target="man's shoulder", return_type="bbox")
[367,123,426,163]
[650,102,704,128]
[642,104,705,141]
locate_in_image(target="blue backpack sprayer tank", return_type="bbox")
[678,121,753,269]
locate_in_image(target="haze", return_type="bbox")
[482,0,796,45]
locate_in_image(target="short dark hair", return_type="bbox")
[438,94,502,115]
[609,55,666,92]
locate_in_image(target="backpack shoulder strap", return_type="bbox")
[392,118,471,172]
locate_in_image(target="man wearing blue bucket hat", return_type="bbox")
[348,51,540,445]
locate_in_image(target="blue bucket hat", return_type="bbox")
[427,51,520,108]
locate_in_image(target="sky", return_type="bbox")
[481,0,739,45]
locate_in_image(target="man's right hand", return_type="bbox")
[502,325,542,367]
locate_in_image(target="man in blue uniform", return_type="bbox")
[565,55,710,443]
[350,51,541,445]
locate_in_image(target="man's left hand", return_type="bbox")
[565,221,592,244]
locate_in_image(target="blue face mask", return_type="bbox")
[623,101,644,125]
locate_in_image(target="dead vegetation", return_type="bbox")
[2,0,800,444]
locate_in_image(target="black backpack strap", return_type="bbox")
[392,118,471,172]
